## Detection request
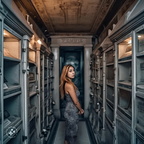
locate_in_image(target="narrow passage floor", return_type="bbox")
[47,119,96,144]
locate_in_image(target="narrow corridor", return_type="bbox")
[1,0,144,144]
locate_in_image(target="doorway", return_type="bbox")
[59,46,84,119]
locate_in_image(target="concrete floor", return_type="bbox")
[53,121,91,144]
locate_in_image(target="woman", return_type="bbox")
[60,64,84,144]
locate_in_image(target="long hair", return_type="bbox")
[59,64,77,99]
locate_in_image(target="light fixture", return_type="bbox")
[128,40,132,44]
[37,39,42,44]
[3,31,7,36]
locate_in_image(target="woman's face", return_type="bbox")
[67,66,75,79]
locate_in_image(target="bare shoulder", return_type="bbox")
[65,82,73,89]
[65,83,74,94]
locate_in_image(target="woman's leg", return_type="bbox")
[64,112,79,144]
[65,121,78,144]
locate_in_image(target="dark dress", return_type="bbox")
[64,90,80,144]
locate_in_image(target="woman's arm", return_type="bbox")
[65,83,84,114]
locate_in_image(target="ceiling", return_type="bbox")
[14,0,129,37]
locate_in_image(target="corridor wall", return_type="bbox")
[89,0,144,143]
[0,0,55,144]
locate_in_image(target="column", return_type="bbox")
[84,44,92,117]
[51,45,60,118]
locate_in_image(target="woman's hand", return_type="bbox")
[78,109,84,115]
